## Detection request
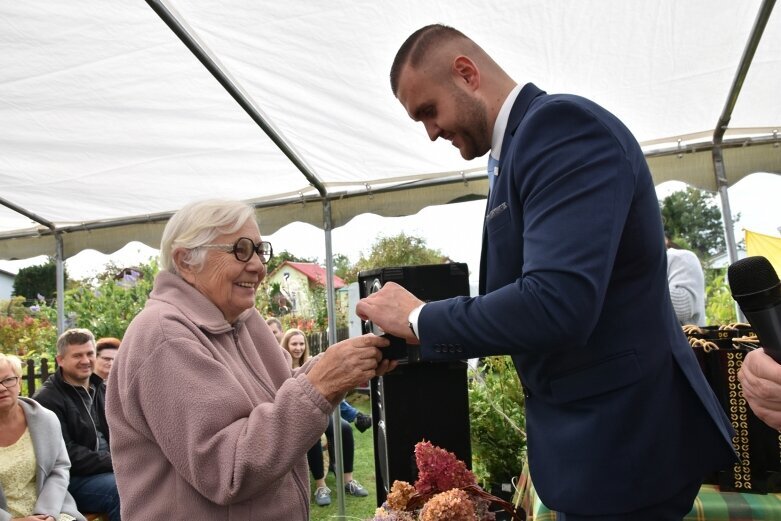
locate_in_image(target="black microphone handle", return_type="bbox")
[744,302,781,364]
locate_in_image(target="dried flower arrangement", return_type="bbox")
[369,441,525,521]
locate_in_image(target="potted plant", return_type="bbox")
[468,356,526,514]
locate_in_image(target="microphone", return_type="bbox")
[728,256,781,363]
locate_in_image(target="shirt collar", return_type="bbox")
[490,83,522,161]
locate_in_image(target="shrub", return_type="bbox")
[468,356,526,488]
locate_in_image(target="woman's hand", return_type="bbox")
[307,334,392,402]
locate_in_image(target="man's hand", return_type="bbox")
[307,334,391,402]
[355,282,424,345]
[738,348,781,431]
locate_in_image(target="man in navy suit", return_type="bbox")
[357,24,737,520]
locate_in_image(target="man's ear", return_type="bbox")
[173,248,196,284]
[452,55,480,91]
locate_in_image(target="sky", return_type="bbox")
[0,172,778,291]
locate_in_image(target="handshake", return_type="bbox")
[355,411,372,433]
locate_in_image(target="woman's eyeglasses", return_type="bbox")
[0,376,19,389]
[201,237,273,264]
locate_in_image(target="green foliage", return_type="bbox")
[308,393,376,521]
[307,284,347,331]
[259,281,288,317]
[353,233,446,276]
[660,187,727,259]
[332,253,355,284]
[12,261,67,302]
[468,356,526,487]
[0,297,57,359]
[40,261,159,340]
[705,269,738,325]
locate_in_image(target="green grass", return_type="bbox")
[309,392,378,521]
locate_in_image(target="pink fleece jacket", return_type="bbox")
[106,271,332,520]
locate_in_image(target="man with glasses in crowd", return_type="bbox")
[34,328,122,521]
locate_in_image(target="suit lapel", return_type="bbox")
[498,82,545,169]
[479,83,546,294]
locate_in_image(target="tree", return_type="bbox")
[352,233,446,276]
[332,253,355,284]
[49,261,158,340]
[12,260,67,303]
[660,187,729,259]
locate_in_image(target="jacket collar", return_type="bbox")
[498,82,546,164]
[48,366,103,393]
[150,271,252,334]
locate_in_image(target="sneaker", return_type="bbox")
[314,486,331,506]
[344,479,369,497]
[355,412,372,433]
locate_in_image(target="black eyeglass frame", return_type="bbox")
[201,237,273,264]
[0,376,20,389]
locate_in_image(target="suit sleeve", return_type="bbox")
[420,100,637,357]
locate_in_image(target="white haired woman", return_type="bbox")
[0,353,86,521]
[105,199,395,520]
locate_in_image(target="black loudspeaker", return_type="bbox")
[358,263,472,506]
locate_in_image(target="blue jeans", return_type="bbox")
[68,472,121,521]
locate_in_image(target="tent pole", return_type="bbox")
[323,198,347,516]
[55,233,65,335]
[146,0,327,197]
[0,196,65,329]
[711,0,774,321]
[711,0,775,267]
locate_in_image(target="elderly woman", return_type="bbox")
[105,199,394,520]
[0,354,86,521]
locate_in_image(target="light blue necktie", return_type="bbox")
[487,155,499,192]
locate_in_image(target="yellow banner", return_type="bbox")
[746,229,781,277]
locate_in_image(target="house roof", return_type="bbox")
[271,261,346,289]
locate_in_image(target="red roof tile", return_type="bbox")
[274,261,346,289]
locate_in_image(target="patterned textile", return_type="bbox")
[514,465,781,521]
[0,428,37,516]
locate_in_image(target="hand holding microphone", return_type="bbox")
[730,255,781,430]
[728,255,781,362]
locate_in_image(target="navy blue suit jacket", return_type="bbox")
[419,84,737,515]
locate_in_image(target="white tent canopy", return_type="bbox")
[2,3,779,511]
[1,0,779,262]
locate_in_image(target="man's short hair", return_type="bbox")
[56,328,96,356]
[265,317,282,329]
[390,24,469,95]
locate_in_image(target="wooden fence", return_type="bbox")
[21,357,54,397]
[20,327,350,397]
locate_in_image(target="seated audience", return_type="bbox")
[34,329,121,521]
[105,199,394,520]
[1,353,86,521]
[280,328,370,506]
[738,348,781,431]
[265,316,284,344]
[93,338,120,383]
